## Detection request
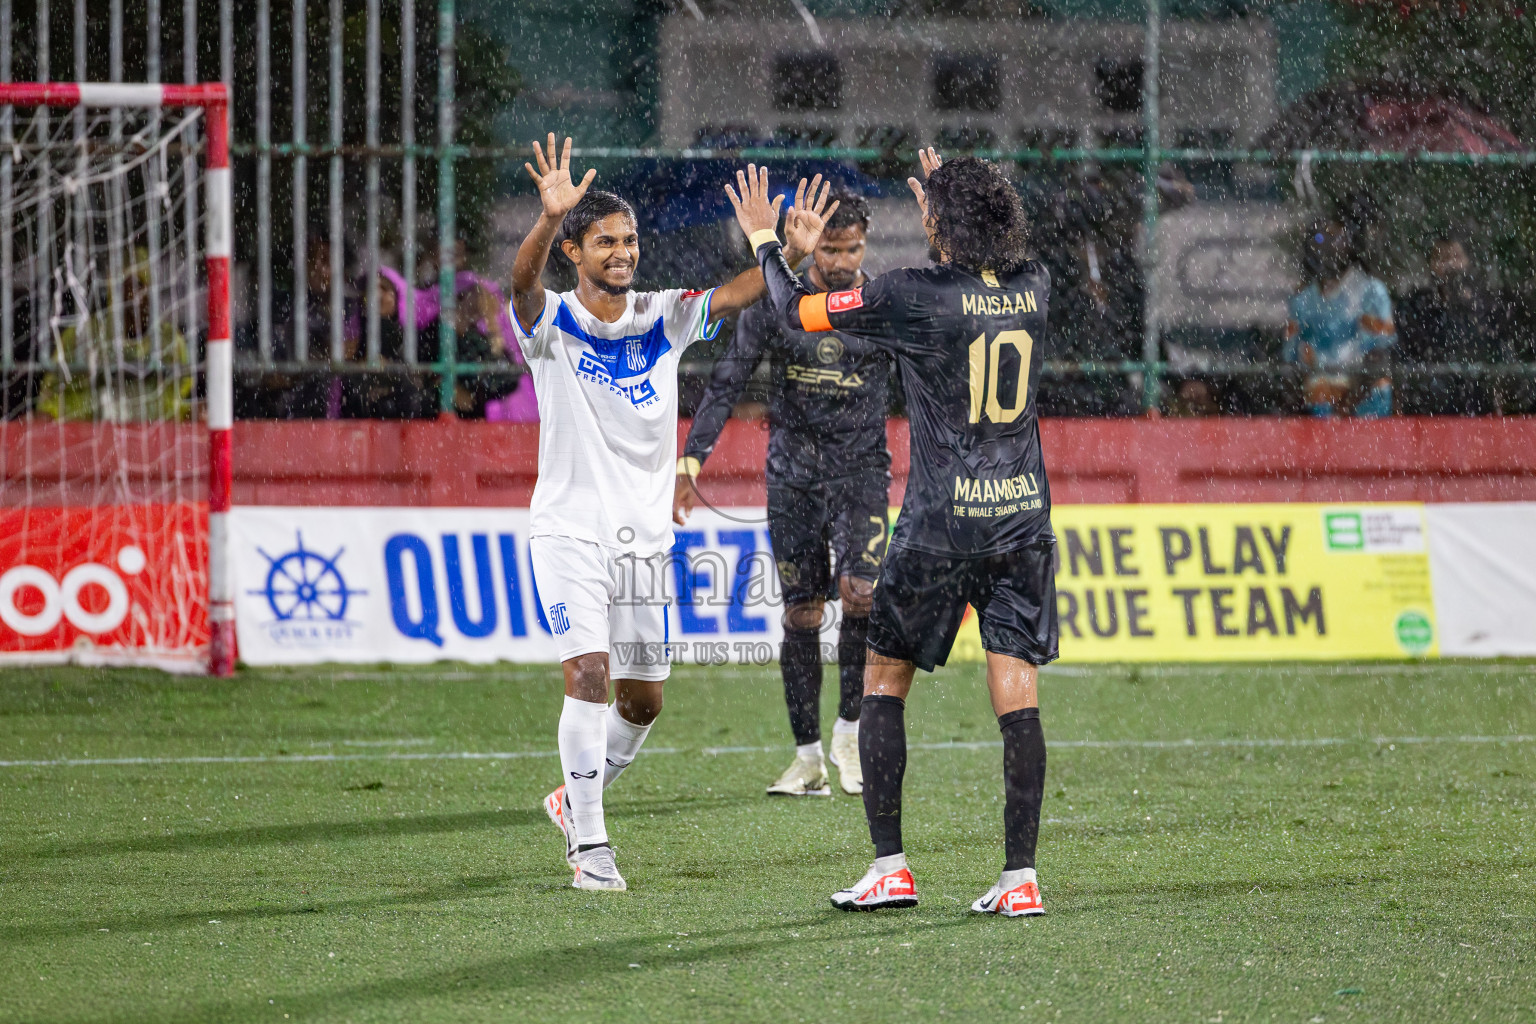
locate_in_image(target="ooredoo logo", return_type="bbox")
[0,545,147,636]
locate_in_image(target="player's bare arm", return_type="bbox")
[511,133,596,331]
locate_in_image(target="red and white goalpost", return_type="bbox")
[0,83,233,674]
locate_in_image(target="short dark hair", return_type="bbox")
[923,157,1030,274]
[560,190,637,249]
[825,189,870,233]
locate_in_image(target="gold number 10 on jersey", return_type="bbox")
[967,329,1035,424]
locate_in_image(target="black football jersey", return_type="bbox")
[758,242,1053,557]
[683,271,892,485]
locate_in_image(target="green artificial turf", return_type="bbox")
[0,660,1533,1023]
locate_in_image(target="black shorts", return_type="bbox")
[767,470,891,606]
[868,536,1059,672]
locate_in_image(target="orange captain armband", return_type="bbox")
[798,292,833,332]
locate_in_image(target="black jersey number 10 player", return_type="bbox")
[725,151,1059,917]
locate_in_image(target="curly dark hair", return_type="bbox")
[923,157,1030,273]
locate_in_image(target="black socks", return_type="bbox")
[999,707,1046,871]
[780,625,823,746]
[857,698,1045,868]
[859,694,907,858]
[783,615,868,743]
[836,615,869,723]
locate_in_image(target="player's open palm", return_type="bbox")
[725,164,785,240]
[906,146,942,220]
[525,133,596,220]
[784,174,841,258]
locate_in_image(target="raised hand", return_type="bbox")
[725,164,785,241]
[783,174,841,260]
[524,133,596,221]
[905,146,943,220]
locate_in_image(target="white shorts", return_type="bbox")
[529,535,672,681]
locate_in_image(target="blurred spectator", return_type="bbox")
[37,248,193,422]
[335,267,429,419]
[396,268,537,420]
[1396,237,1504,415]
[1034,168,1143,417]
[1284,220,1396,417]
[250,235,350,419]
[1166,378,1221,418]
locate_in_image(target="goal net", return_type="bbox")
[0,84,231,674]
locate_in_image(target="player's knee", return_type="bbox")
[616,681,664,726]
[564,653,609,703]
[839,576,874,618]
[784,600,824,631]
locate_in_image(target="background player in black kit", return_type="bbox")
[726,151,1058,917]
[675,187,890,799]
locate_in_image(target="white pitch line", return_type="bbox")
[0,748,675,769]
[1,735,1532,770]
[702,734,1536,756]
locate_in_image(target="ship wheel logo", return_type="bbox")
[251,532,366,622]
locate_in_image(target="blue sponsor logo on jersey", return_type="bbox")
[549,602,571,635]
[557,302,671,408]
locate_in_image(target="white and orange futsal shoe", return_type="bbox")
[543,785,578,869]
[830,855,919,911]
[971,867,1044,917]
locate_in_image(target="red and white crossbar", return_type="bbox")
[0,82,235,677]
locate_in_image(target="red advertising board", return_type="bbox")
[0,503,208,668]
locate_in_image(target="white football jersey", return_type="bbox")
[513,287,720,554]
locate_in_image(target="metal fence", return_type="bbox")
[5,0,1536,417]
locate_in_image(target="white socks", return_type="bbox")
[874,852,908,875]
[558,695,608,846]
[560,696,661,846]
[796,739,824,761]
[832,717,858,737]
[603,702,653,788]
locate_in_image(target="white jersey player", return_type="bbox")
[509,135,830,890]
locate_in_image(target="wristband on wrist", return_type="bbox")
[677,456,702,477]
[748,229,780,252]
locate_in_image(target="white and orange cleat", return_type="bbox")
[543,785,578,870]
[830,854,918,911]
[971,867,1044,917]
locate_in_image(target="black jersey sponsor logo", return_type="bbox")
[786,364,865,389]
[953,471,1040,503]
[951,472,1044,518]
[961,291,1038,317]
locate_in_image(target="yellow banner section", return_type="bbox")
[948,503,1437,663]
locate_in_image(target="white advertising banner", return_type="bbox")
[232,502,1536,665]
[232,506,816,667]
[1427,502,1536,657]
